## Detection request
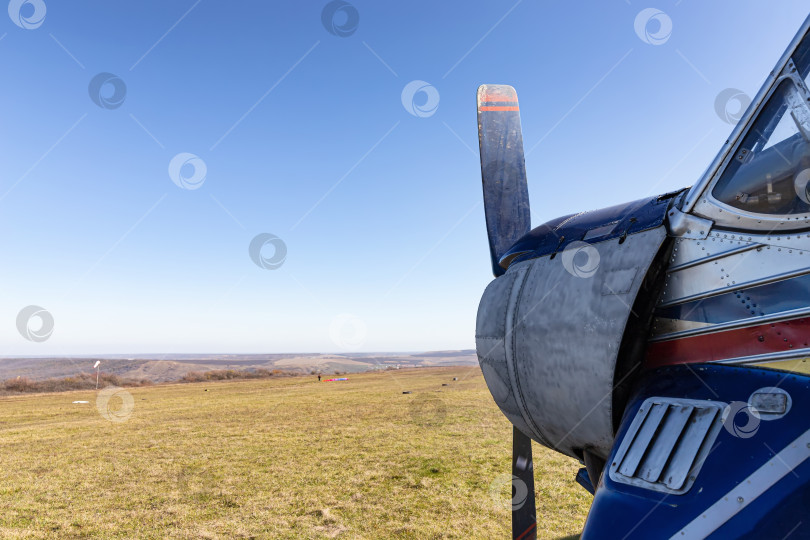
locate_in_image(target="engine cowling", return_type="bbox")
[476,194,675,459]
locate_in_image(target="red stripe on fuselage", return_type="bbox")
[645,316,810,369]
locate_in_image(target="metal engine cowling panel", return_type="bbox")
[476,226,667,459]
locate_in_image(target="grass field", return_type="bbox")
[0,367,590,539]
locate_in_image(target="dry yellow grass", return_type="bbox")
[0,367,590,539]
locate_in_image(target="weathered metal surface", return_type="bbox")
[647,229,810,368]
[659,231,810,308]
[476,226,667,459]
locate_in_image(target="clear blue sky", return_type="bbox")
[0,1,807,355]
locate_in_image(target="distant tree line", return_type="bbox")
[0,368,301,395]
[180,368,293,382]
[1,372,152,394]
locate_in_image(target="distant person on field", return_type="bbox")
[318,374,321,382]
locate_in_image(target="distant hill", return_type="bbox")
[0,351,478,383]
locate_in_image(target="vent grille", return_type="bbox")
[609,398,724,495]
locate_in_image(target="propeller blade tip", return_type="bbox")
[477,85,520,112]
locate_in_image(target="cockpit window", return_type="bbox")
[712,80,810,215]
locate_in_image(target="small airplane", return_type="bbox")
[476,13,810,540]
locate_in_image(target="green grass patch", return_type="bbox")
[0,367,590,538]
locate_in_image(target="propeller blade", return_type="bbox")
[477,85,531,277]
[513,426,537,540]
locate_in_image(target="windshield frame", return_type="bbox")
[692,72,810,231]
[683,17,810,232]
[708,78,810,219]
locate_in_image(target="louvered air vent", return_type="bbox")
[608,398,725,495]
